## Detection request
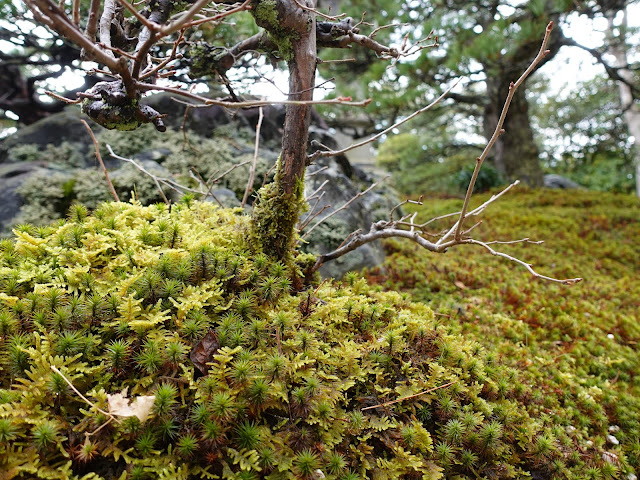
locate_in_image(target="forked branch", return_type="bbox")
[310,22,582,286]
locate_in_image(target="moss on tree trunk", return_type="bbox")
[249,0,316,262]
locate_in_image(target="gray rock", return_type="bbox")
[0,109,92,164]
[205,188,241,208]
[302,159,398,279]
[0,162,43,234]
[544,174,583,189]
[0,102,397,277]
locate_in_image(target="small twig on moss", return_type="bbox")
[362,381,456,411]
[242,106,264,207]
[51,365,116,420]
[81,120,120,202]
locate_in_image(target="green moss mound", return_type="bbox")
[0,199,587,480]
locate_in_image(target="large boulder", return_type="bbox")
[0,109,92,164]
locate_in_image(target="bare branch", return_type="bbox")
[310,22,581,286]
[81,120,120,202]
[291,0,346,21]
[45,90,81,104]
[309,81,458,162]
[454,21,554,241]
[465,239,582,285]
[390,196,423,221]
[437,181,521,246]
[147,83,373,108]
[99,0,118,62]
[83,0,101,45]
[107,144,176,203]
[302,179,385,239]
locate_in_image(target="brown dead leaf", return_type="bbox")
[454,280,467,290]
[190,329,220,376]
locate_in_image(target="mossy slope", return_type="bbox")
[0,197,619,479]
[367,188,640,479]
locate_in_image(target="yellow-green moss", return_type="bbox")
[0,198,575,479]
[367,188,640,477]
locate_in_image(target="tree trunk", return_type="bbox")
[607,9,640,197]
[250,0,317,261]
[484,75,544,186]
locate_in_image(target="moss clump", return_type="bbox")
[186,44,234,79]
[251,0,295,61]
[0,198,585,479]
[250,161,307,262]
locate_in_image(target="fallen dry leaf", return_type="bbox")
[107,388,155,422]
[190,329,220,376]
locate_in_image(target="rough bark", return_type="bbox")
[281,9,317,195]
[481,24,565,187]
[250,0,317,261]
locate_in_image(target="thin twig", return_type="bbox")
[242,106,264,207]
[51,366,116,420]
[390,196,423,221]
[45,90,81,104]
[465,239,582,285]
[305,180,329,202]
[189,168,222,206]
[454,22,554,241]
[362,381,456,411]
[291,0,346,20]
[158,85,373,109]
[437,181,520,246]
[302,179,384,239]
[299,200,330,231]
[81,120,120,202]
[309,81,458,161]
[209,161,251,185]
[107,145,176,204]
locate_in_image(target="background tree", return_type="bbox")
[531,73,636,192]
[317,0,640,189]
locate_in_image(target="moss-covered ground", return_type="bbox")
[365,188,640,479]
[0,188,638,480]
